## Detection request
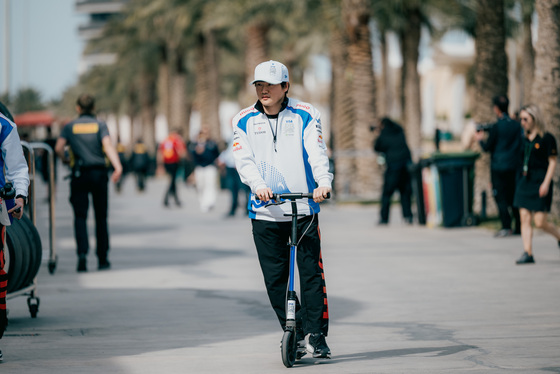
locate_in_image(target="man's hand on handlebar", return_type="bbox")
[255,187,274,202]
[313,187,331,203]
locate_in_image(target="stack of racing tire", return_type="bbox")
[5,214,42,298]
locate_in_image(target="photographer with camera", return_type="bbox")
[373,117,413,225]
[475,95,523,237]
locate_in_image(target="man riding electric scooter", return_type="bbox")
[232,60,333,360]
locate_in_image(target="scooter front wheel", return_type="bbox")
[281,329,297,368]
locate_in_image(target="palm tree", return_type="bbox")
[532,0,560,214]
[399,5,423,159]
[88,6,160,152]
[329,23,357,197]
[195,29,221,141]
[520,0,535,105]
[472,0,509,122]
[12,88,45,114]
[468,0,509,216]
[117,0,197,140]
[342,0,378,198]
[373,0,475,157]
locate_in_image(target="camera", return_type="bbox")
[476,123,493,132]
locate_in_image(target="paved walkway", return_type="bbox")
[2,172,560,373]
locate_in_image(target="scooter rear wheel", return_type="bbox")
[281,329,297,368]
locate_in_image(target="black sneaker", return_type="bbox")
[98,260,111,271]
[0,348,3,362]
[516,252,535,264]
[307,333,331,358]
[77,255,87,272]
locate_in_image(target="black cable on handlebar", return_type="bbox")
[271,192,331,201]
[256,192,331,246]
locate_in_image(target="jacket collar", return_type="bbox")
[254,96,289,116]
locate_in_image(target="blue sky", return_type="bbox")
[0,0,86,101]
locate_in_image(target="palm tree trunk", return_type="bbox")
[138,72,157,154]
[379,31,392,117]
[521,9,535,105]
[330,28,356,198]
[472,0,509,215]
[343,0,378,198]
[168,47,189,136]
[196,30,222,142]
[401,7,422,160]
[532,0,560,215]
[241,23,269,107]
[157,43,171,133]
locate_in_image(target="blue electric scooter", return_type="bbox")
[264,192,329,368]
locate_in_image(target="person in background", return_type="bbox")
[55,94,123,272]
[513,104,560,264]
[0,101,29,363]
[232,60,332,359]
[115,139,128,193]
[475,95,523,237]
[373,117,413,225]
[188,126,220,213]
[158,130,187,207]
[217,138,250,217]
[130,139,150,192]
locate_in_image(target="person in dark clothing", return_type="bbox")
[55,94,123,272]
[115,140,128,193]
[374,117,413,225]
[476,95,523,237]
[130,139,150,192]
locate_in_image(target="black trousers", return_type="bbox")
[70,168,109,262]
[164,162,180,204]
[135,168,147,191]
[492,169,520,232]
[252,215,329,336]
[380,165,412,222]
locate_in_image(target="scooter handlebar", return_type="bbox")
[270,192,331,200]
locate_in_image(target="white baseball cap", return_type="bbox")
[251,60,289,85]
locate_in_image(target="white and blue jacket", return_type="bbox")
[0,113,29,197]
[232,97,333,222]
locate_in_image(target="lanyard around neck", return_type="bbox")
[266,114,280,152]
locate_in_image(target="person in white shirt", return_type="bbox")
[232,60,333,359]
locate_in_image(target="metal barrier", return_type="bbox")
[29,142,57,274]
[6,141,58,318]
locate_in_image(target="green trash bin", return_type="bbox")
[431,151,479,227]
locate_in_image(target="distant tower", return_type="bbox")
[75,0,128,73]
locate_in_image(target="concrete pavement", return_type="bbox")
[2,172,560,373]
